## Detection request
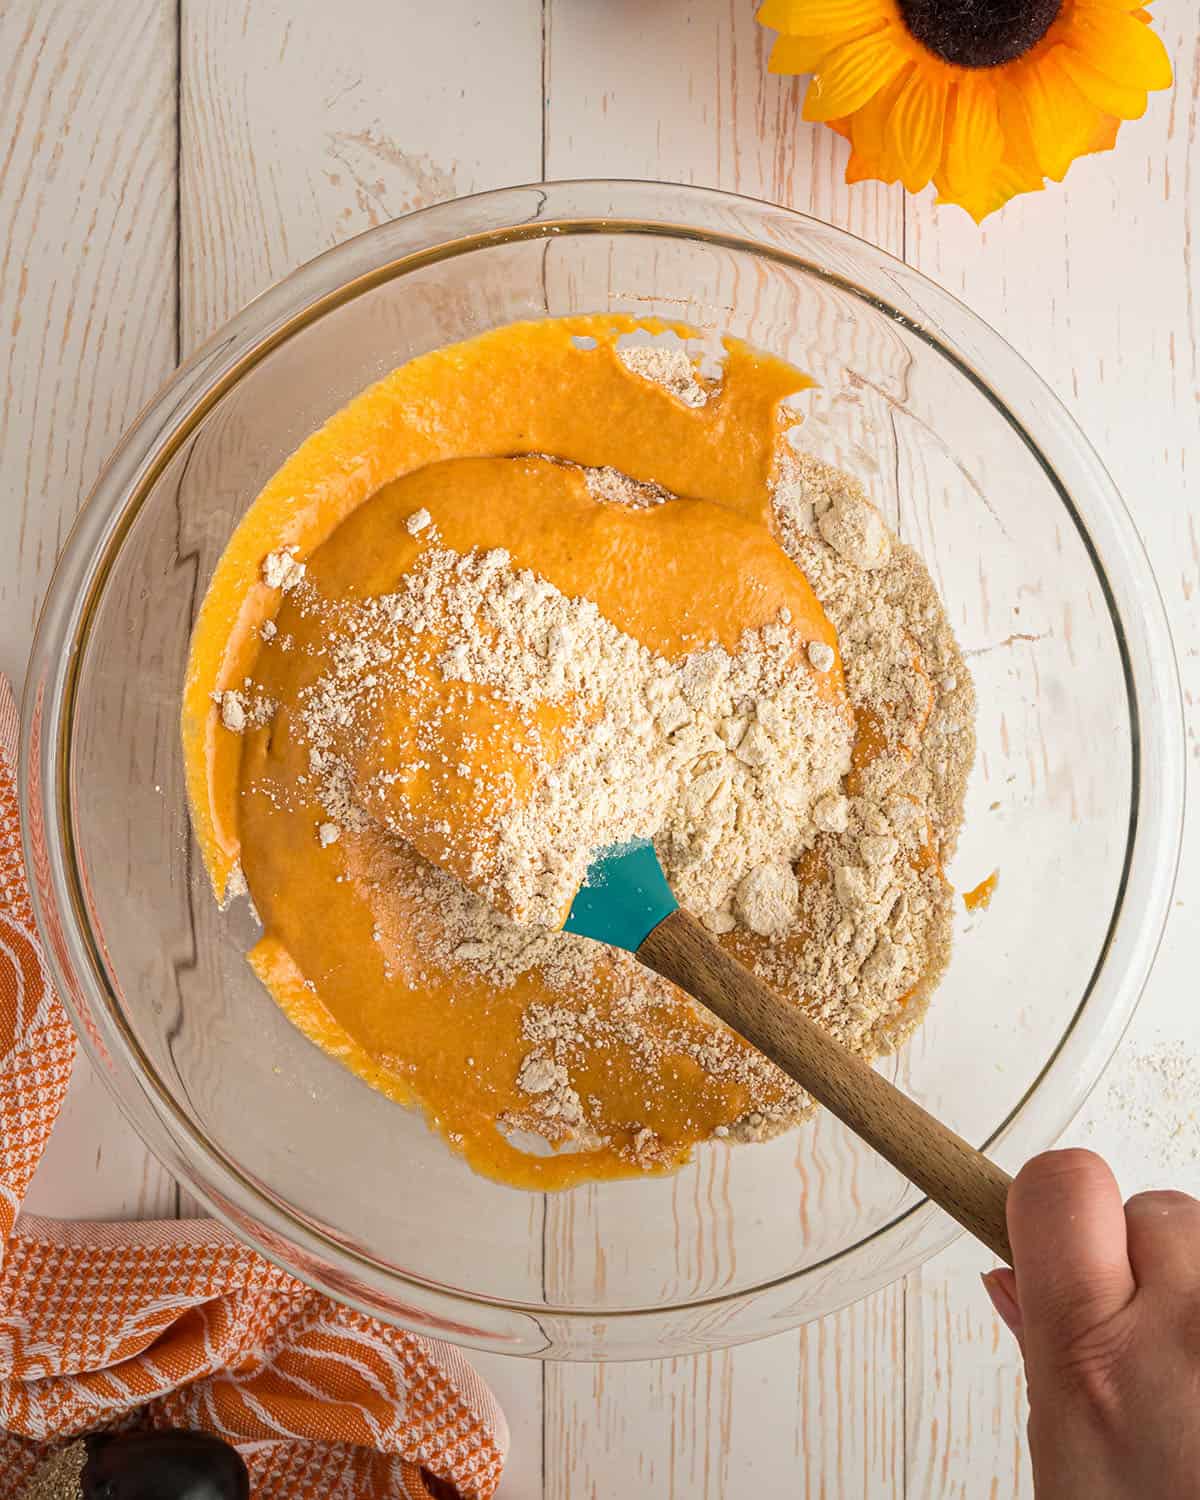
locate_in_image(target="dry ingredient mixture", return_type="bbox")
[183,316,975,1189]
[294,538,851,928]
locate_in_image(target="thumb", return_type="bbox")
[1007,1149,1135,1360]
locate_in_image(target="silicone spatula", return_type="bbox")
[564,837,1013,1263]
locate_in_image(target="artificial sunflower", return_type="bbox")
[757,0,1173,221]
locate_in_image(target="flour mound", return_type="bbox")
[293,545,854,928]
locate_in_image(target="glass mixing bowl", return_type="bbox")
[23,182,1184,1359]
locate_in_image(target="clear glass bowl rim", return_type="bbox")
[21,180,1186,1360]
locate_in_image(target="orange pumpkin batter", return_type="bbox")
[964,871,999,911]
[183,316,931,1188]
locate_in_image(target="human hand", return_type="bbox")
[982,1149,1200,1500]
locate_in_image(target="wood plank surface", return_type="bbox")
[544,0,903,251]
[546,1286,905,1500]
[5,0,1196,1495]
[902,9,1199,1490]
[180,0,544,347]
[541,2,912,1492]
[2,0,180,1221]
[176,0,549,1476]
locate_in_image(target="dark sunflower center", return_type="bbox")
[896,0,1062,68]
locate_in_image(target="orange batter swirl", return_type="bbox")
[182,316,949,1189]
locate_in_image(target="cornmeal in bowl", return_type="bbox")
[182,316,975,1189]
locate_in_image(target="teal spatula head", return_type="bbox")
[562,837,678,953]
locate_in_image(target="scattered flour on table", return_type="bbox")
[1086,1042,1200,1169]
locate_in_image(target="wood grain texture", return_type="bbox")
[9,0,1197,1495]
[541,1,913,1493]
[901,7,1198,1494]
[905,1247,1030,1500]
[175,3,550,1478]
[546,1284,905,1499]
[180,0,544,348]
[545,0,903,254]
[2,0,180,1221]
[639,909,1013,1263]
[466,1351,545,1500]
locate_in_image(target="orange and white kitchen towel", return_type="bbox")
[0,677,508,1499]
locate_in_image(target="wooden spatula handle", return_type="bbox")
[638,908,1013,1264]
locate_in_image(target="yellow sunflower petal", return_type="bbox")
[1083,113,1122,156]
[940,74,1005,203]
[1060,6,1173,91]
[935,134,1045,222]
[884,66,949,193]
[1054,44,1147,117]
[757,0,888,37]
[845,149,883,186]
[803,29,909,123]
[1007,53,1104,182]
[756,0,795,27]
[931,176,1004,224]
[846,68,912,182]
[935,161,1045,223]
[769,33,841,74]
[994,72,1043,180]
[998,151,1045,197]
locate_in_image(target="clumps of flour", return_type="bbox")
[515,1049,587,1132]
[216,434,975,1158]
[289,543,853,929]
[405,508,433,536]
[734,860,799,937]
[760,447,977,1055]
[583,465,670,509]
[211,686,275,733]
[262,549,306,592]
[617,345,709,407]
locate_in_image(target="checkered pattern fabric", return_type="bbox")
[0,680,507,1498]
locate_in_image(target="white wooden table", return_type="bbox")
[3,2,1196,1494]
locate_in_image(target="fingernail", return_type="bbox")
[981,1269,1023,1336]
